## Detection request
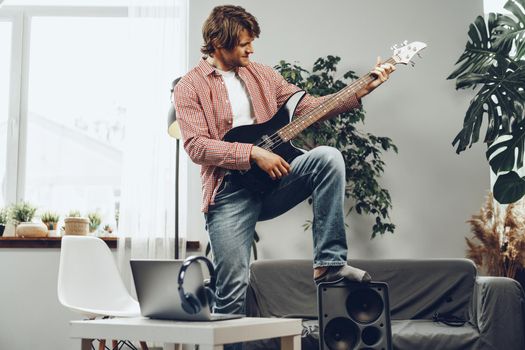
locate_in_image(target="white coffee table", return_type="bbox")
[70,316,302,350]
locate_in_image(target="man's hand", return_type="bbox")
[250,146,291,180]
[356,56,396,100]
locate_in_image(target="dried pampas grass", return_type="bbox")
[466,193,525,279]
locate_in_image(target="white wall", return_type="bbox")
[0,249,81,350]
[184,0,488,260]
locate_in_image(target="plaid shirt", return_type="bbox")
[174,58,361,213]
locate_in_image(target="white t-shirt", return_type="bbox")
[217,69,255,128]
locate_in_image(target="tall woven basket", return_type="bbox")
[64,217,89,235]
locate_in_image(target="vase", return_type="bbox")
[16,222,49,238]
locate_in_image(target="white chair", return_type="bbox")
[58,235,148,350]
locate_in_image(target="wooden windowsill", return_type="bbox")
[0,236,200,250]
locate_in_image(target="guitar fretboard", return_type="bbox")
[277,57,397,143]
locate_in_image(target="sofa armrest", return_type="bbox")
[470,276,525,349]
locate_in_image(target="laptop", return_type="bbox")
[130,259,243,321]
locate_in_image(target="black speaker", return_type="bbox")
[318,280,392,350]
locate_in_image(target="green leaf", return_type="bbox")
[492,0,525,59]
[447,14,509,80]
[487,118,525,173]
[493,171,525,203]
[452,58,525,153]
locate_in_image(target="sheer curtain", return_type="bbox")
[118,0,188,264]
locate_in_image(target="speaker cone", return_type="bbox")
[361,326,381,346]
[324,317,359,350]
[346,289,384,324]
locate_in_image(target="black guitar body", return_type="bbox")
[222,90,307,193]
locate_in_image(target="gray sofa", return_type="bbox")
[245,259,525,350]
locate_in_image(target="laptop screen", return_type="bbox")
[130,259,212,321]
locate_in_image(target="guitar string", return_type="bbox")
[253,57,398,152]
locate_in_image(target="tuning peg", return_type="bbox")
[410,60,416,67]
[403,40,408,45]
[417,53,423,59]
[390,44,398,50]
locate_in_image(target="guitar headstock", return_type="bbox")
[392,41,427,66]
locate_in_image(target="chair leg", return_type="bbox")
[98,340,106,350]
[112,340,118,350]
[139,341,149,350]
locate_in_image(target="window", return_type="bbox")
[0,6,130,227]
[25,16,129,222]
[0,20,11,207]
[1,4,186,237]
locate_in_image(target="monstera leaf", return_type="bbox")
[487,118,525,203]
[487,117,525,174]
[493,171,525,204]
[447,14,510,80]
[452,58,525,153]
[492,0,525,59]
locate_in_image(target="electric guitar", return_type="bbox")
[222,41,427,193]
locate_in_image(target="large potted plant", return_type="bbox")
[450,0,525,286]
[274,55,397,237]
[448,0,525,204]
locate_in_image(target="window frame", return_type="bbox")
[0,5,128,206]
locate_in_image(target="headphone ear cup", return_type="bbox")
[204,287,215,308]
[182,293,201,314]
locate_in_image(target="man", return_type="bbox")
[174,5,395,317]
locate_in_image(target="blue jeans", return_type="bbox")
[205,146,348,316]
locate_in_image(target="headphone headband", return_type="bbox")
[177,255,216,315]
[178,255,216,290]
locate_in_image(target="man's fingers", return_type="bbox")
[280,159,291,173]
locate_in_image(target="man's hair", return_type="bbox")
[201,5,260,56]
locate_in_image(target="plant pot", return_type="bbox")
[43,221,60,236]
[44,222,58,231]
[0,224,5,237]
[64,217,89,236]
[16,222,49,238]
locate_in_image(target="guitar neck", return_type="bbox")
[278,57,397,142]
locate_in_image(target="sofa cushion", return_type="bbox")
[246,259,477,320]
[246,319,479,350]
[392,320,478,350]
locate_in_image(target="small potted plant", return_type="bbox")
[10,201,47,237]
[0,207,7,237]
[41,211,60,236]
[87,212,102,234]
[64,210,89,236]
[102,224,113,236]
